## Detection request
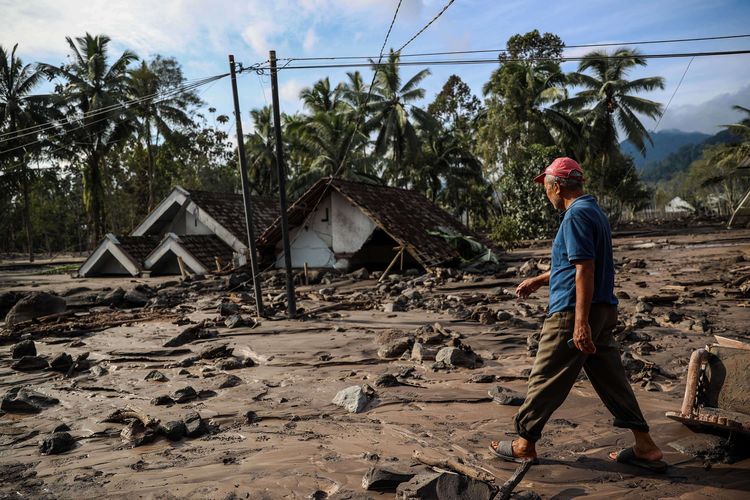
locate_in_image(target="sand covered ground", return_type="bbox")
[1,225,749,499]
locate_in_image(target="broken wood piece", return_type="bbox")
[412,450,495,483]
[304,262,309,285]
[497,459,534,500]
[714,335,750,350]
[215,256,222,273]
[177,255,188,279]
[379,247,405,283]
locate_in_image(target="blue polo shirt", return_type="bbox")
[548,194,618,314]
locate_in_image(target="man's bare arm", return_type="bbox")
[515,271,550,298]
[573,259,596,353]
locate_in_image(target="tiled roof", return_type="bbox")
[177,234,235,270]
[188,190,279,242]
[116,235,161,268]
[258,178,494,269]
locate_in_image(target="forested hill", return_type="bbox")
[620,129,710,168]
[637,129,741,183]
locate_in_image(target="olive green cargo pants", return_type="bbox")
[514,304,649,442]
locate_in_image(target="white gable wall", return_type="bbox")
[275,191,376,269]
[166,205,214,235]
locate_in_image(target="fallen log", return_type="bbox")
[412,450,495,483]
[497,460,535,500]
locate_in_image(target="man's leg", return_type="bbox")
[505,310,585,457]
[583,306,663,462]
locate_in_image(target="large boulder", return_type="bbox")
[396,472,494,499]
[5,292,66,326]
[435,347,479,369]
[10,339,36,359]
[332,385,375,413]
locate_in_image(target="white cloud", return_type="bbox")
[651,84,750,134]
[279,79,305,105]
[303,28,318,52]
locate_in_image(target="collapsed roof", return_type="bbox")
[258,177,494,270]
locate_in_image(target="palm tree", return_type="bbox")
[300,77,344,114]
[244,106,277,195]
[558,48,664,171]
[40,33,137,244]
[367,50,433,185]
[128,56,201,211]
[0,44,49,261]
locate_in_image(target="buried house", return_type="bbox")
[78,186,278,277]
[257,177,496,273]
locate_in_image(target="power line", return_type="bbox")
[1,74,228,157]
[395,0,456,53]
[276,33,750,62]
[265,49,750,71]
[0,73,229,144]
[653,57,694,134]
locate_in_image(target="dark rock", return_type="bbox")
[172,355,200,368]
[39,432,75,455]
[435,347,479,369]
[121,419,157,447]
[163,323,218,347]
[621,352,645,373]
[218,374,242,389]
[11,339,36,359]
[362,466,416,491]
[215,357,245,371]
[0,291,27,318]
[183,411,207,437]
[468,374,496,384]
[200,343,233,359]
[496,311,512,322]
[488,386,525,406]
[1,387,59,413]
[224,314,244,329]
[513,491,542,500]
[668,433,727,459]
[227,272,250,289]
[396,471,494,499]
[244,411,261,424]
[151,395,175,406]
[218,301,240,317]
[172,386,198,403]
[159,420,186,441]
[383,302,404,313]
[145,370,169,382]
[49,352,74,372]
[349,267,369,280]
[635,301,653,314]
[53,423,71,433]
[332,385,375,413]
[98,287,125,306]
[123,289,149,308]
[375,374,400,387]
[615,291,631,300]
[5,292,66,326]
[378,337,413,359]
[665,311,685,324]
[11,355,49,372]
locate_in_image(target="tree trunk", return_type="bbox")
[147,141,156,212]
[22,167,34,262]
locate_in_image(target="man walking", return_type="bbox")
[489,157,666,472]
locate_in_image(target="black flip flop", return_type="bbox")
[612,447,668,473]
[488,440,539,464]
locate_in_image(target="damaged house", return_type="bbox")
[78,186,278,277]
[79,178,494,278]
[257,178,494,273]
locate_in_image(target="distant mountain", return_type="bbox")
[620,129,711,168]
[638,129,742,183]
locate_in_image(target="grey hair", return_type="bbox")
[545,174,583,190]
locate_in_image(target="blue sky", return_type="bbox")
[2,0,749,135]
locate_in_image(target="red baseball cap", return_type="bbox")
[533,157,585,184]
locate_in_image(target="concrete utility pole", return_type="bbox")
[228,54,264,316]
[269,50,297,319]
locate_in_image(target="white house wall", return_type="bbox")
[331,191,376,254]
[275,191,376,269]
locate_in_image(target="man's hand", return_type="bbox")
[516,277,542,299]
[573,320,596,353]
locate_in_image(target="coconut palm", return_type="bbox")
[0,44,49,261]
[558,48,664,162]
[300,77,344,114]
[366,50,434,185]
[128,56,201,210]
[244,106,278,195]
[40,33,137,244]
